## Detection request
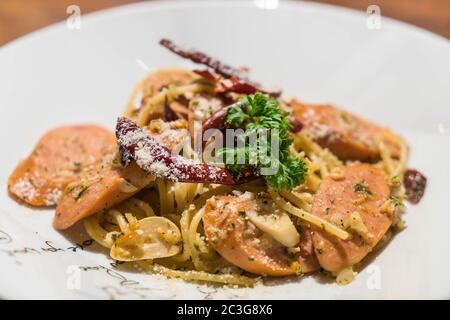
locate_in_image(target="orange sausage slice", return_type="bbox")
[125,68,195,120]
[310,163,391,272]
[291,100,400,161]
[53,125,185,230]
[203,193,319,276]
[53,161,154,230]
[8,125,115,206]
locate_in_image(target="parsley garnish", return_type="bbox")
[219,92,307,190]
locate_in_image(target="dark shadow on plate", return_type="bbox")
[353,229,400,273]
[58,220,107,254]
[57,218,403,290]
[262,270,335,287]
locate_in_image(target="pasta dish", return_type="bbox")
[7,39,427,287]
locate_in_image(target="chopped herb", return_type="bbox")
[211,231,220,244]
[72,162,82,172]
[390,195,404,207]
[111,233,118,243]
[389,175,401,187]
[248,256,255,261]
[222,203,229,212]
[64,185,76,195]
[227,222,235,233]
[111,152,122,167]
[316,248,324,255]
[354,180,372,195]
[284,247,295,258]
[206,105,214,116]
[74,185,89,200]
[111,232,123,243]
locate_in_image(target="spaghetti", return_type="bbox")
[83,65,412,286]
[9,40,425,287]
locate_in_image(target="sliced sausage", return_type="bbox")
[203,193,319,276]
[53,161,154,230]
[124,68,195,121]
[291,100,400,161]
[297,224,321,274]
[53,125,185,230]
[8,125,115,206]
[310,163,391,272]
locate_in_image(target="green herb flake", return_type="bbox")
[111,232,123,243]
[390,195,404,207]
[354,180,372,195]
[72,162,82,172]
[74,185,89,201]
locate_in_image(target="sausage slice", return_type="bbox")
[310,163,391,272]
[203,193,319,276]
[291,101,400,161]
[124,68,195,121]
[8,125,115,206]
[53,161,154,230]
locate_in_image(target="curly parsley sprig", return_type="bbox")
[220,92,307,190]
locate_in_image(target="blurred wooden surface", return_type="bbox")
[0,0,449,46]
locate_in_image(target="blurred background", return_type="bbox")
[0,0,449,45]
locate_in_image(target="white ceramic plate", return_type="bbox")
[0,0,449,299]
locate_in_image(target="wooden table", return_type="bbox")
[1,0,449,46]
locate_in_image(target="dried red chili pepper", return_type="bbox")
[116,117,247,185]
[160,39,244,79]
[161,39,281,97]
[403,169,427,204]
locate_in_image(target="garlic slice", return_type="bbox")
[246,210,300,247]
[349,211,372,241]
[110,216,181,261]
[336,266,356,285]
